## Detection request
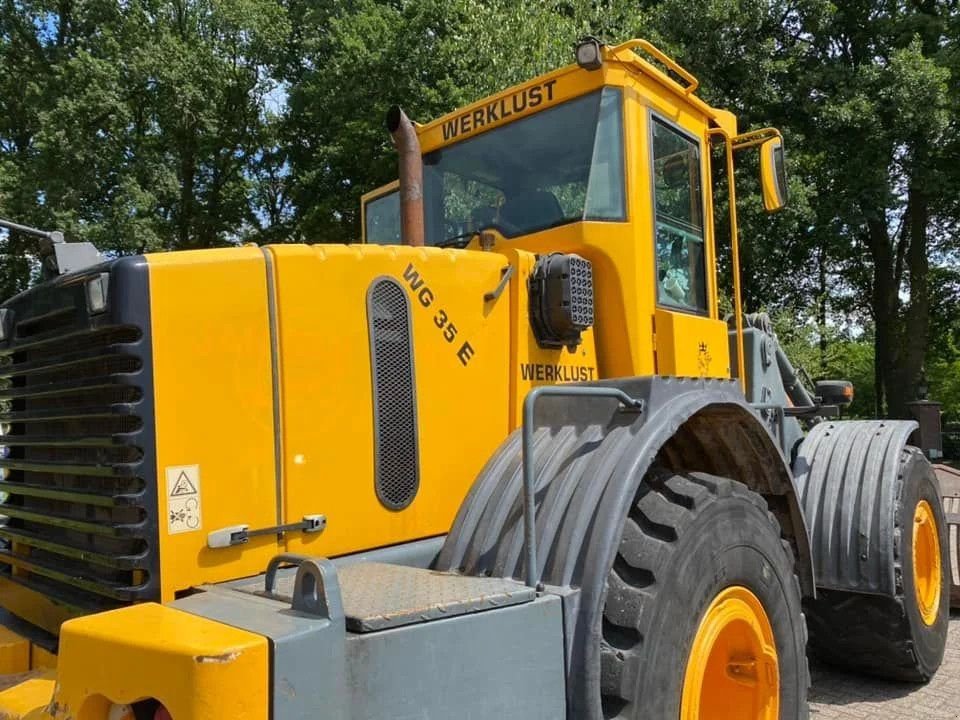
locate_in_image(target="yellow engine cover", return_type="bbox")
[147,245,516,598]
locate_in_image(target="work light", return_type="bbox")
[575,37,603,71]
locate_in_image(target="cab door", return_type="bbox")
[648,113,731,378]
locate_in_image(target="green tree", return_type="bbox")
[780,3,958,417]
[0,0,289,296]
[280,0,635,243]
[642,0,959,419]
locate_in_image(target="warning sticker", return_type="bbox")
[166,465,202,535]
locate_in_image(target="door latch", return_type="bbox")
[207,514,326,549]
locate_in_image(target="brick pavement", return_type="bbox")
[809,611,960,719]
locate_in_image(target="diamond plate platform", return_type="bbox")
[231,561,536,632]
[337,563,535,632]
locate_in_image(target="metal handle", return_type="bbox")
[484,265,514,302]
[264,553,312,594]
[521,385,643,588]
[263,554,344,621]
[208,514,326,549]
[613,39,699,94]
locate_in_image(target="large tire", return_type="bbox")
[600,470,808,719]
[804,447,949,681]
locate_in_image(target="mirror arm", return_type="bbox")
[730,127,783,153]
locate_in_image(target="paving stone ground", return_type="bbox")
[809,611,960,719]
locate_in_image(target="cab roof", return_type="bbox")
[414,39,738,154]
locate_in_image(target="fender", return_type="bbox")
[794,419,920,596]
[437,376,813,720]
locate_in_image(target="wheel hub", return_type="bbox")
[913,499,942,627]
[680,586,779,720]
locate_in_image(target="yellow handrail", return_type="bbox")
[611,39,700,94]
[731,127,783,152]
[707,127,747,389]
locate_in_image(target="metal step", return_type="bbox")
[230,560,536,632]
[336,562,534,632]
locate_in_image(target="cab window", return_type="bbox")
[364,188,401,245]
[651,117,707,313]
[422,87,625,247]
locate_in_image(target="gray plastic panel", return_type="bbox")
[181,566,562,720]
[346,594,565,720]
[794,419,917,595]
[175,586,348,720]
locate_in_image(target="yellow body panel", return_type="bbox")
[0,626,29,675]
[146,243,514,596]
[0,672,56,720]
[504,248,600,426]
[654,310,731,378]
[270,244,511,556]
[148,248,280,600]
[48,604,268,720]
[29,648,55,672]
[0,580,76,640]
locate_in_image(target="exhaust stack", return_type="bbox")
[386,106,425,247]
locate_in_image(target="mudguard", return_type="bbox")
[793,419,919,596]
[437,376,813,720]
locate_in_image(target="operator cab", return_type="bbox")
[362,38,788,380]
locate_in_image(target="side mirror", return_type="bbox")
[759,137,788,213]
[816,380,854,409]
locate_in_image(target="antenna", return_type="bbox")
[0,217,101,277]
[0,217,64,244]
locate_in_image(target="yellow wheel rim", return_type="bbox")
[680,586,779,720]
[913,499,942,626]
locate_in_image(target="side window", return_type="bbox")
[363,187,401,245]
[651,117,707,313]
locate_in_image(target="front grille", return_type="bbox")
[0,262,157,616]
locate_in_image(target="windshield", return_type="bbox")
[422,88,625,246]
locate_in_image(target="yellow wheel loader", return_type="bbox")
[0,38,948,720]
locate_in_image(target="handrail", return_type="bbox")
[731,127,783,152]
[707,127,747,389]
[611,39,700,94]
[520,385,644,588]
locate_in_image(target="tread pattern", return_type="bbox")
[804,589,923,679]
[804,447,946,681]
[599,471,809,718]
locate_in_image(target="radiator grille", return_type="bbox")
[367,277,419,511]
[0,267,156,615]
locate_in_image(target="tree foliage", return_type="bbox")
[0,0,288,296]
[0,0,957,420]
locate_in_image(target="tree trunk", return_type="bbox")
[865,212,899,418]
[177,129,196,249]
[887,184,930,418]
[817,244,828,375]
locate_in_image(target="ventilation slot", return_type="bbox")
[367,277,419,511]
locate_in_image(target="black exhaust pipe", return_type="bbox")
[386,106,425,247]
